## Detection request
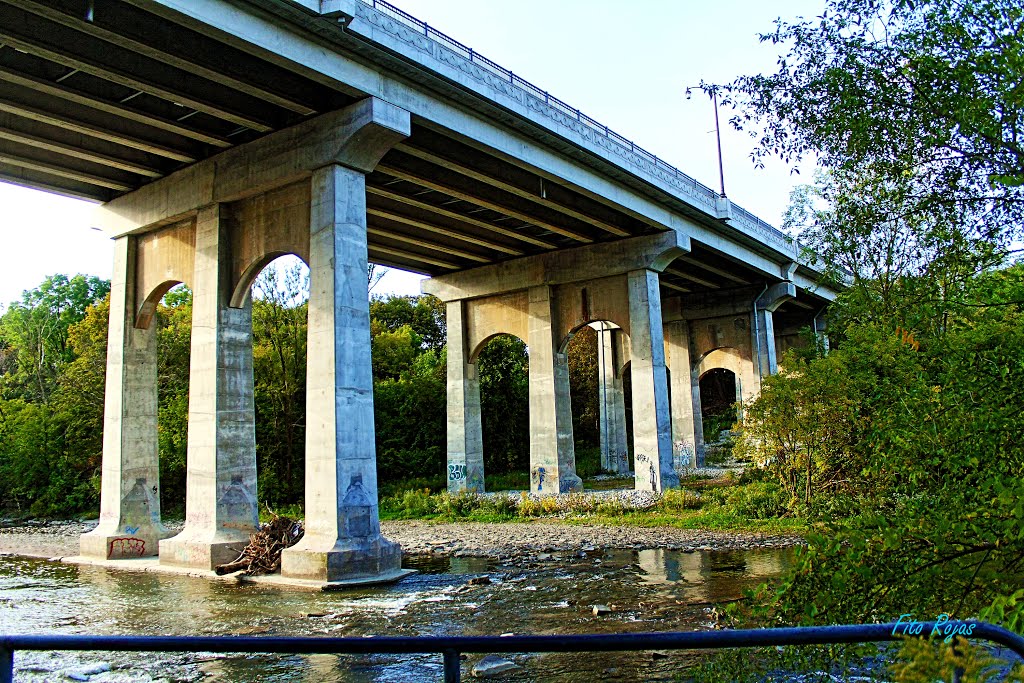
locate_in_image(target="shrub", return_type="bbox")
[659,488,704,512]
[724,482,788,519]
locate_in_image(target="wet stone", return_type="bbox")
[472,655,520,678]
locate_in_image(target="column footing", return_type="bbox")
[159,530,254,570]
[80,523,171,560]
[281,535,402,583]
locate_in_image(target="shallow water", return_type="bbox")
[0,547,792,682]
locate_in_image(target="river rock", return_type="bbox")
[472,655,519,678]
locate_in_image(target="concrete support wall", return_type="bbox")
[527,285,582,494]
[446,300,484,493]
[754,282,796,382]
[595,324,629,474]
[627,269,678,492]
[81,237,169,559]
[160,205,259,570]
[664,320,703,469]
[280,164,402,583]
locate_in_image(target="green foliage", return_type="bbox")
[477,334,530,475]
[0,274,109,403]
[369,294,445,351]
[374,349,445,485]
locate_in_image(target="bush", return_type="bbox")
[724,482,788,519]
[660,488,704,512]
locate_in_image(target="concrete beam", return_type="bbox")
[422,231,690,302]
[96,97,411,236]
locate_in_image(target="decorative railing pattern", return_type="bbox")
[353,0,797,254]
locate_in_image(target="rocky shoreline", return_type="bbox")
[0,517,801,562]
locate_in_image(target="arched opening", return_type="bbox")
[473,333,529,491]
[561,321,631,483]
[699,367,738,444]
[248,254,310,515]
[151,282,191,517]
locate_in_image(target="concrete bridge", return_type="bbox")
[0,0,837,586]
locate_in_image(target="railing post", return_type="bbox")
[0,646,13,683]
[443,649,461,683]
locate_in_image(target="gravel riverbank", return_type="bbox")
[0,517,801,562]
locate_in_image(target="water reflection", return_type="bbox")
[0,546,792,682]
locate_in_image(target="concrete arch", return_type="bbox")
[694,345,758,409]
[694,346,745,379]
[229,250,310,308]
[463,290,530,362]
[470,331,527,364]
[133,219,196,328]
[135,280,185,330]
[558,319,626,355]
[227,180,313,309]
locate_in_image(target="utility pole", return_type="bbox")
[686,84,726,198]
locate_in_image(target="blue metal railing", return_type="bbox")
[4,621,1023,682]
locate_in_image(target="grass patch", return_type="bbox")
[377,478,807,534]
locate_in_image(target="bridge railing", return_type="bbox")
[355,0,797,250]
[3,621,1021,683]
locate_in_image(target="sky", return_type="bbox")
[0,0,824,309]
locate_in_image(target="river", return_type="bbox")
[0,547,792,682]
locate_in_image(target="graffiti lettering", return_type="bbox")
[448,464,467,481]
[124,525,140,535]
[109,537,146,558]
[531,467,547,492]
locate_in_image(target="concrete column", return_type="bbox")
[595,324,629,474]
[160,205,259,570]
[814,310,830,354]
[81,237,169,559]
[665,320,703,469]
[627,269,678,492]
[527,285,582,494]
[446,300,484,493]
[754,282,796,383]
[280,164,402,584]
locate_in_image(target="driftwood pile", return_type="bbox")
[215,512,304,576]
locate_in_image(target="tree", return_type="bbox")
[726,0,1024,637]
[0,274,109,403]
[251,263,308,507]
[369,295,446,352]
[728,0,1024,333]
[477,335,530,475]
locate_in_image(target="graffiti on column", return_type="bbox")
[674,441,694,472]
[466,464,484,491]
[448,464,467,482]
[531,466,546,492]
[109,537,146,558]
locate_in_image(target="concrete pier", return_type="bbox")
[595,323,629,474]
[527,286,582,494]
[445,300,485,493]
[279,164,404,584]
[159,205,259,570]
[80,237,170,560]
[627,269,678,492]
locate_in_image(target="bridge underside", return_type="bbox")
[1,0,836,586]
